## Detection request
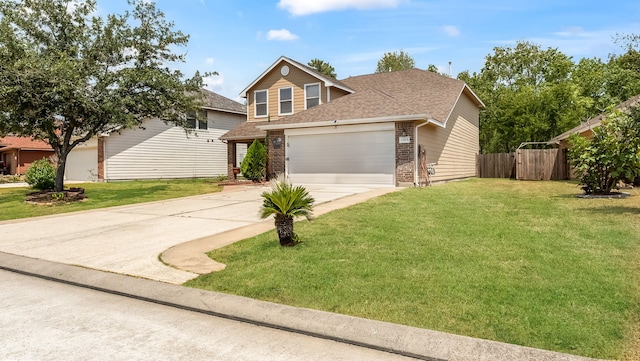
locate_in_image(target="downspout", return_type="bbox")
[414,121,430,186]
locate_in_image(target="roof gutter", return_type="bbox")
[257,114,440,131]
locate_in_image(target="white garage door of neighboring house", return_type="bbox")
[286,123,395,185]
[65,142,98,182]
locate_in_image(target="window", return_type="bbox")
[255,90,268,117]
[305,83,320,109]
[187,110,208,129]
[279,87,293,115]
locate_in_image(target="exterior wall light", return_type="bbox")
[272,136,283,148]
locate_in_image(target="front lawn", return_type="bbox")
[185,179,640,360]
[0,178,224,221]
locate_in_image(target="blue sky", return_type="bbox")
[97,0,640,102]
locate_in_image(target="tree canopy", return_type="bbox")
[0,0,208,191]
[375,50,415,73]
[308,58,337,78]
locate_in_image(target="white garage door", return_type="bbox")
[286,123,395,185]
[65,145,97,182]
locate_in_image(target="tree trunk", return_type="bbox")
[54,149,69,192]
[274,214,295,246]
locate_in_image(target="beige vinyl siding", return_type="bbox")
[247,66,326,122]
[327,87,350,102]
[104,110,244,180]
[419,94,480,182]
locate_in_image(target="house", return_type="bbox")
[63,89,246,181]
[0,136,55,175]
[550,93,640,148]
[221,56,484,186]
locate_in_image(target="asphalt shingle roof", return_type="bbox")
[200,88,246,115]
[261,68,481,126]
[550,93,640,142]
[0,136,53,151]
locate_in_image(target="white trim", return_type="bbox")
[254,89,268,118]
[257,114,443,130]
[278,86,294,116]
[304,83,321,110]
[239,56,354,98]
[285,122,395,136]
[327,86,331,103]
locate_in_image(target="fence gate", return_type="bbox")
[477,149,569,180]
[515,148,569,180]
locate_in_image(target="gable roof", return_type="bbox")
[258,68,484,130]
[0,136,53,151]
[200,88,246,115]
[550,93,640,143]
[239,56,355,98]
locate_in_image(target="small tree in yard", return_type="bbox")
[240,139,267,182]
[568,107,640,194]
[0,0,208,192]
[260,179,314,247]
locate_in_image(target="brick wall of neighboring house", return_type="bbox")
[267,130,285,179]
[97,137,105,180]
[395,121,415,185]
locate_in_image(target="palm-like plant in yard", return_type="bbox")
[260,180,315,246]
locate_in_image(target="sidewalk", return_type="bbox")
[0,252,603,361]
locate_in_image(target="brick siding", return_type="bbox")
[395,121,415,185]
[267,130,285,179]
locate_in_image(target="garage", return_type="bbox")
[286,123,395,185]
[64,140,98,182]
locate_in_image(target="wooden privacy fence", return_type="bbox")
[476,152,515,178]
[477,148,569,180]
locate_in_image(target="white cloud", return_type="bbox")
[205,57,215,65]
[442,25,460,37]
[267,29,299,41]
[278,0,403,16]
[203,74,224,91]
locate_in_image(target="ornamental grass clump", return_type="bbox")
[260,178,314,246]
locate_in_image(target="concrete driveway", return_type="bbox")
[0,184,397,284]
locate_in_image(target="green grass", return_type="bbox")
[0,178,224,221]
[185,179,640,359]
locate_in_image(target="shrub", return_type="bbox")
[568,107,640,194]
[241,139,267,182]
[24,158,55,190]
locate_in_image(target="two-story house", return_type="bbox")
[221,56,484,186]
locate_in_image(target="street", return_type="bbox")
[0,269,416,361]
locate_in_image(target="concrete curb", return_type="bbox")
[0,252,603,361]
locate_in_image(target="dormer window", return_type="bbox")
[255,90,268,118]
[305,83,320,109]
[279,87,293,115]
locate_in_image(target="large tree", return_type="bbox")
[308,58,336,78]
[375,50,415,73]
[460,41,590,153]
[0,0,207,191]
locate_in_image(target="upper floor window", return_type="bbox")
[187,110,208,129]
[279,87,293,115]
[255,90,268,118]
[305,83,320,109]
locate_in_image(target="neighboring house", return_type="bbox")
[550,93,640,148]
[0,136,55,175]
[63,89,246,181]
[221,56,485,186]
